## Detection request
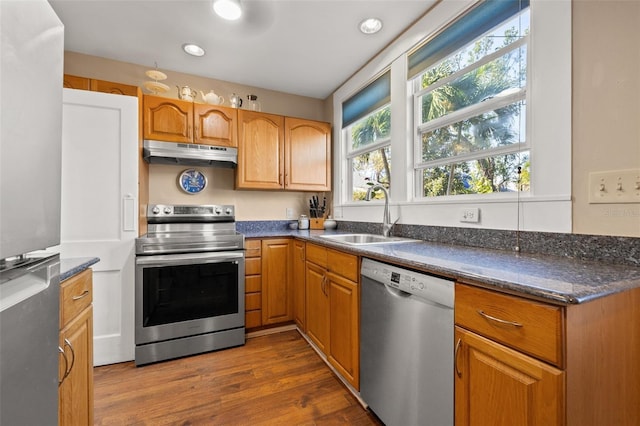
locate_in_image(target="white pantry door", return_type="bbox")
[60,89,138,365]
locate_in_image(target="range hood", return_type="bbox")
[143,140,237,168]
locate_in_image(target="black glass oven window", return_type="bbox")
[142,262,239,327]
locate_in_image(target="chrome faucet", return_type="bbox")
[365,184,397,237]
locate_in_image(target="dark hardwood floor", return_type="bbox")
[94,329,383,425]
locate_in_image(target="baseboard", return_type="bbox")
[245,323,297,339]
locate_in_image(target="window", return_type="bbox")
[333,0,571,231]
[346,105,391,200]
[411,0,530,198]
[342,71,391,201]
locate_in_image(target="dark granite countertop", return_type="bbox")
[60,257,100,282]
[241,228,640,305]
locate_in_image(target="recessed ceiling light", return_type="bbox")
[182,43,205,57]
[213,0,242,21]
[359,18,383,35]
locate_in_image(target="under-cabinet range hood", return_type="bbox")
[143,140,237,168]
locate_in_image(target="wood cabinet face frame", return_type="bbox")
[59,269,94,426]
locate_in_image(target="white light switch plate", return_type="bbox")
[588,169,640,204]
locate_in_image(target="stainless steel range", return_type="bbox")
[134,204,245,366]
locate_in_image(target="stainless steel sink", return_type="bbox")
[317,233,417,245]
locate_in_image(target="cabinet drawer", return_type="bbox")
[327,249,358,282]
[305,243,327,268]
[245,257,262,276]
[245,292,262,311]
[60,269,93,329]
[455,283,564,367]
[245,275,262,293]
[245,239,262,258]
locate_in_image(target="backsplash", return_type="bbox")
[238,220,640,267]
[339,221,640,267]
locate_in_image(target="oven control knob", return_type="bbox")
[225,208,233,215]
[152,206,160,215]
[214,207,222,214]
[164,206,172,214]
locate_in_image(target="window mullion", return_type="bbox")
[415,143,528,169]
[347,138,391,158]
[417,90,526,135]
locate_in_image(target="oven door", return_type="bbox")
[135,251,244,345]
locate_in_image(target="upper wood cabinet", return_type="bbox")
[63,74,90,90]
[236,110,331,191]
[143,94,237,147]
[90,79,139,97]
[63,74,138,97]
[236,110,285,189]
[285,117,331,191]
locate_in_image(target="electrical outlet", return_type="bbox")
[459,207,480,223]
[588,169,640,204]
[286,208,294,219]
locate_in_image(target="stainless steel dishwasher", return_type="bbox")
[360,258,454,426]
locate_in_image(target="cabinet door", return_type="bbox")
[143,95,193,142]
[454,326,564,426]
[327,272,359,390]
[236,110,285,189]
[90,79,139,97]
[59,306,94,426]
[285,117,331,191]
[292,240,306,330]
[305,261,329,353]
[194,104,238,147]
[261,239,292,325]
[63,74,90,90]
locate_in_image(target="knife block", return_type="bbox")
[310,218,325,230]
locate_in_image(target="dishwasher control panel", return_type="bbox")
[361,258,454,308]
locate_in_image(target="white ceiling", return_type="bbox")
[49,0,437,99]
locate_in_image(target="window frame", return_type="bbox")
[344,103,392,202]
[331,0,572,232]
[412,31,529,199]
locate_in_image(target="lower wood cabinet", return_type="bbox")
[304,243,360,389]
[454,326,564,425]
[244,239,263,329]
[292,240,306,330]
[59,268,94,426]
[455,282,640,425]
[305,260,329,352]
[261,238,292,325]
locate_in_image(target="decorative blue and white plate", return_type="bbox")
[178,169,207,194]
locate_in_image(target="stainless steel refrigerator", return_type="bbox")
[0,1,65,424]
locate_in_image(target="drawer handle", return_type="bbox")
[72,290,90,300]
[454,338,462,378]
[477,310,523,328]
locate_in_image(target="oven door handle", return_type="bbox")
[136,251,244,267]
